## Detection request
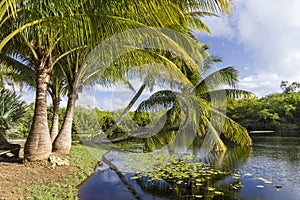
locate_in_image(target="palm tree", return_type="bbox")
[134,63,252,152]
[0,0,101,160]
[52,0,233,154]
[48,68,67,142]
[97,51,252,153]
[1,0,233,160]
[0,51,67,142]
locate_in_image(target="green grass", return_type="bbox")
[25,141,107,200]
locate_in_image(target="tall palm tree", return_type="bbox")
[48,68,67,142]
[0,51,67,144]
[0,0,100,160]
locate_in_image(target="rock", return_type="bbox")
[48,155,70,168]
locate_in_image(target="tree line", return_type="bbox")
[227,81,300,131]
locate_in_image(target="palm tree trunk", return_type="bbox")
[52,92,76,154]
[50,96,60,142]
[105,84,146,134]
[24,68,52,161]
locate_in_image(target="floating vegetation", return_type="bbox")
[258,177,272,184]
[111,151,234,198]
[102,151,281,199]
[230,181,244,190]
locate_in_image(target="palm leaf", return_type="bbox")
[194,66,239,95]
[0,53,35,87]
[198,89,254,104]
[210,108,252,146]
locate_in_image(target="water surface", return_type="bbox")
[79,132,300,199]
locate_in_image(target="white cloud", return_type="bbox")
[236,0,300,96]
[76,90,98,107]
[201,0,300,96]
[200,16,235,39]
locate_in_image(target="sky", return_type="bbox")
[17,0,300,110]
[195,0,300,97]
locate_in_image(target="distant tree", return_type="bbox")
[227,91,300,131]
[280,80,300,93]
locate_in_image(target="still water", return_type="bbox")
[78,132,300,200]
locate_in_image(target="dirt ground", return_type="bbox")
[0,141,78,200]
[0,159,78,199]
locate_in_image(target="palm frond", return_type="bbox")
[78,27,205,89]
[0,0,17,23]
[136,90,179,112]
[188,15,211,34]
[0,53,35,87]
[210,108,252,146]
[198,89,254,103]
[194,66,239,95]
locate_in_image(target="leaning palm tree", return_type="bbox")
[99,52,252,154]
[134,64,252,152]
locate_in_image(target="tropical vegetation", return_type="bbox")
[0,0,239,162]
[227,81,300,131]
[0,88,27,136]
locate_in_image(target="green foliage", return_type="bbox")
[227,92,300,131]
[18,103,34,138]
[0,88,27,136]
[93,108,115,131]
[133,111,150,127]
[280,80,300,94]
[72,106,103,137]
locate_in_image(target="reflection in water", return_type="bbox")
[79,133,300,200]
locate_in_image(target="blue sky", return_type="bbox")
[195,0,300,97]
[18,0,300,110]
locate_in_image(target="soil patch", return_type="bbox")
[0,154,78,199]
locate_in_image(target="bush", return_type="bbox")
[0,88,27,137]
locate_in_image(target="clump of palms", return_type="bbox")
[1,0,234,161]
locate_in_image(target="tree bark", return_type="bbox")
[50,95,60,143]
[52,92,76,154]
[24,68,52,161]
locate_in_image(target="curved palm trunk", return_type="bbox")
[24,68,52,161]
[50,96,60,142]
[106,84,146,134]
[52,92,76,154]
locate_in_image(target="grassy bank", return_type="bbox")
[25,142,107,199]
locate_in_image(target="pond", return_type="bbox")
[78,132,300,200]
